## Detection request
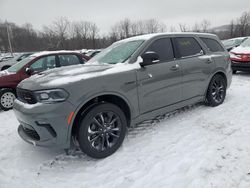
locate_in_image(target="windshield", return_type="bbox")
[223,38,246,47]
[7,56,35,73]
[87,40,144,64]
[241,38,250,47]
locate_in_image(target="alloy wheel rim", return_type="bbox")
[1,92,15,109]
[87,111,122,152]
[211,79,225,103]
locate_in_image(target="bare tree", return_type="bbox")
[192,22,201,32]
[229,19,236,38]
[238,11,250,36]
[144,19,166,33]
[200,19,211,32]
[179,23,189,32]
[50,17,70,49]
[89,23,99,48]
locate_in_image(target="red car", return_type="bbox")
[0,51,89,111]
[230,37,250,74]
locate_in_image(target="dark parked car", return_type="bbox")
[14,33,232,158]
[230,37,250,74]
[0,52,34,71]
[0,51,89,110]
[222,37,248,51]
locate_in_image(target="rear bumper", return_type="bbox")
[14,100,76,149]
[231,61,250,71]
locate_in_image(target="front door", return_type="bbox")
[136,37,182,114]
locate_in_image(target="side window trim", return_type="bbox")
[55,55,60,67]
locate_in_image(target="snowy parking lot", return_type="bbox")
[1,74,250,188]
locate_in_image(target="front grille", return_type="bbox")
[232,61,250,64]
[22,126,40,141]
[16,88,37,104]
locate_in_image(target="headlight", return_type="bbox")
[34,89,69,103]
[229,52,239,59]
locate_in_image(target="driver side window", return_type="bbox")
[145,38,174,62]
[30,55,56,72]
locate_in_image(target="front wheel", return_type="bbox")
[77,103,127,159]
[205,74,226,107]
[0,89,16,111]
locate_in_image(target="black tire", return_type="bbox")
[233,70,237,74]
[0,89,16,111]
[205,74,226,107]
[77,103,127,159]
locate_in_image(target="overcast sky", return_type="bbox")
[0,0,249,34]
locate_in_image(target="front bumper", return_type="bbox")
[231,61,250,71]
[14,100,76,149]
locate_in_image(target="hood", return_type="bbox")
[231,46,250,54]
[18,64,111,89]
[18,62,141,90]
[0,70,15,77]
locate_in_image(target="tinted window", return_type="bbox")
[201,38,224,52]
[146,38,174,62]
[59,54,81,66]
[174,37,203,58]
[30,55,56,71]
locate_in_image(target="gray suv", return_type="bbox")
[13,33,232,158]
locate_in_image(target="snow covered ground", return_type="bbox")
[1,74,250,188]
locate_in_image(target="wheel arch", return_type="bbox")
[204,70,227,97]
[70,93,132,139]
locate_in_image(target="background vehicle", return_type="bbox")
[222,37,249,51]
[0,51,89,111]
[0,55,14,62]
[230,37,250,74]
[14,33,232,159]
[0,52,34,71]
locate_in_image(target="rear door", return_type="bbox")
[173,37,215,100]
[200,37,229,67]
[136,37,182,114]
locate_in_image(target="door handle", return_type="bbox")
[170,64,180,71]
[205,58,213,64]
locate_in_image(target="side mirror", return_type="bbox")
[140,51,160,67]
[25,67,34,75]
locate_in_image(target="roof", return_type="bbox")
[31,50,80,58]
[116,32,217,43]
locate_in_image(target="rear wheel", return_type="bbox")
[205,74,226,107]
[77,103,127,159]
[0,89,16,111]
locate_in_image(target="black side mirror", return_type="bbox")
[140,51,160,67]
[25,67,34,75]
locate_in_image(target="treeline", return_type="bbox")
[0,11,250,53]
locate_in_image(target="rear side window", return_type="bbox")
[174,37,203,58]
[201,38,225,52]
[58,54,81,66]
[146,38,174,62]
